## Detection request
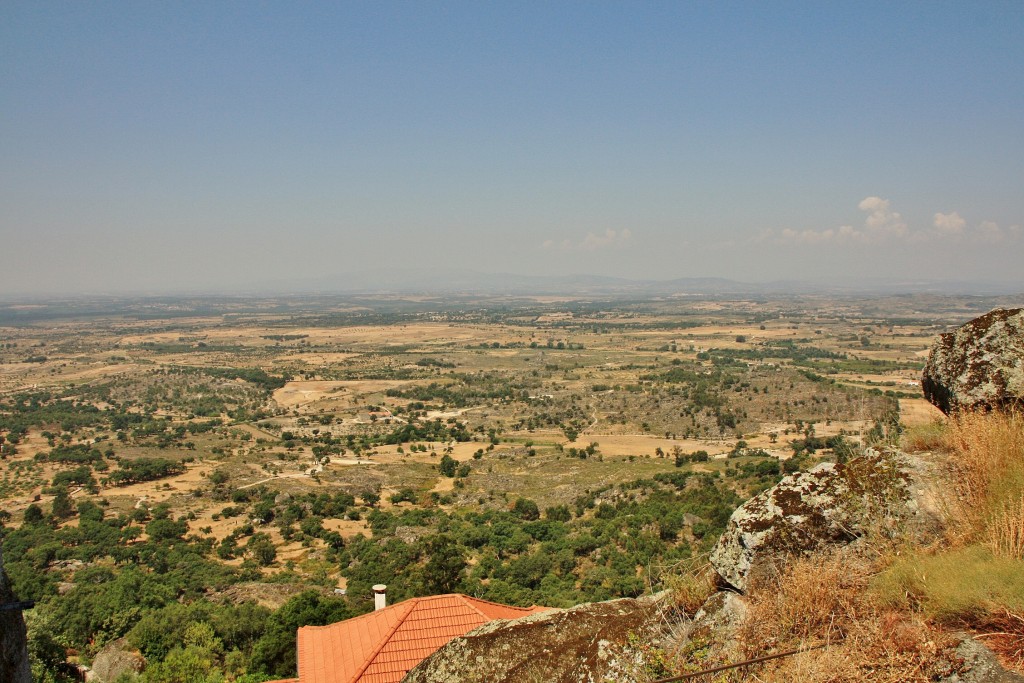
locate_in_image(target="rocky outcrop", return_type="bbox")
[403,594,669,683]
[682,590,748,662]
[401,441,1023,682]
[0,547,31,683]
[940,635,1024,683]
[709,451,914,592]
[90,638,146,683]
[922,308,1024,414]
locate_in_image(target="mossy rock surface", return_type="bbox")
[404,594,667,683]
[922,308,1024,415]
[709,451,913,592]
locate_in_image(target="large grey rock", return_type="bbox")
[403,594,668,683]
[683,591,748,661]
[709,451,913,592]
[939,635,1024,683]
[90,638,146,683]
[922,308,1024,414]
[689,591,747,639]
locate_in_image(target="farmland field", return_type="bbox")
[0,292,1012,680]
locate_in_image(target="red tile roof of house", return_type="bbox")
[295,594,550,683]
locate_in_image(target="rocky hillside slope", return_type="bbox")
[405,307,1024,683]
[406,444,1021,682]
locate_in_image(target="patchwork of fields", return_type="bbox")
[1,292,1004,680]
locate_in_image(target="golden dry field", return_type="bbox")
[0,292,1011,584]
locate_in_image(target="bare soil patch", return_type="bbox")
[273,380,411,408]
[899,398,946,427]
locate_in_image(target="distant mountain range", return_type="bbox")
[3,270,1021,303]
[249,268,1024,297]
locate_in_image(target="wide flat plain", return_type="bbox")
[1,292,1011,581]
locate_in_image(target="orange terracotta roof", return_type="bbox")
[296,594,550,683]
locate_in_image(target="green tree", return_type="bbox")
[512,498,540,521]
[250,592,351,677]
[438,454,457,477]
[146,517,187,543]
[141,643,222,683]
[544,505,572,522]
[422,535,466,594]
[247,533,277,566]
[23,504,44,525]
[50,487,74,520]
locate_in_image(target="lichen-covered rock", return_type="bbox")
[689,591,747,639]
[403,594,668,683]
[90,638,145,683]
[939,635,1024,683]
[922,308,1024,414]
[682,591,748,662]
[709,451,913,592]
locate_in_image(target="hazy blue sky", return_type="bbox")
[2,1,1022,294]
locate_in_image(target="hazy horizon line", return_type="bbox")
[3,269,1024,303]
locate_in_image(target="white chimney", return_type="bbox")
[372,584,387,611]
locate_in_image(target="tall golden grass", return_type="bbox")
[739,551,956,683]
[901,419,947,453]
[740,553,868,648]
[736,412,1024,679]
[943,410,1024,558]
[661,412,1024,680]
[874,410,1024,671]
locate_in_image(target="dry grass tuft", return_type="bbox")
[739,552,868,649]
[990,495,1024,560]
[977,609,1024,670]
[663,560,717,616]
[753,615,955,683]
[737,551,960,682]
[901,420,947,453]
[669,412,1024,681]
[943,410,1024,558]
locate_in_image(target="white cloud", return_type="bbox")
[768,196,911,245]
[859,196,907,238]
[933,211,966,235]
[752,198,1021,255]
[779,227,847,244]
[542,229,632,251]
[769,197,1024,248]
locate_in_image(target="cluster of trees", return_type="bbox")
[333,472,743,612]
[105,458,186,486]
[1,493,360,682]
[186,367,287,392]
[261,334,308,342]
[1,457,786,681]
[0,390,235,468]
[563,442,600,459]
[375,419,472,446]
[37,443,107,464]
[1,392,108,440]
[415,357,455,368]
[385,372,537,408]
